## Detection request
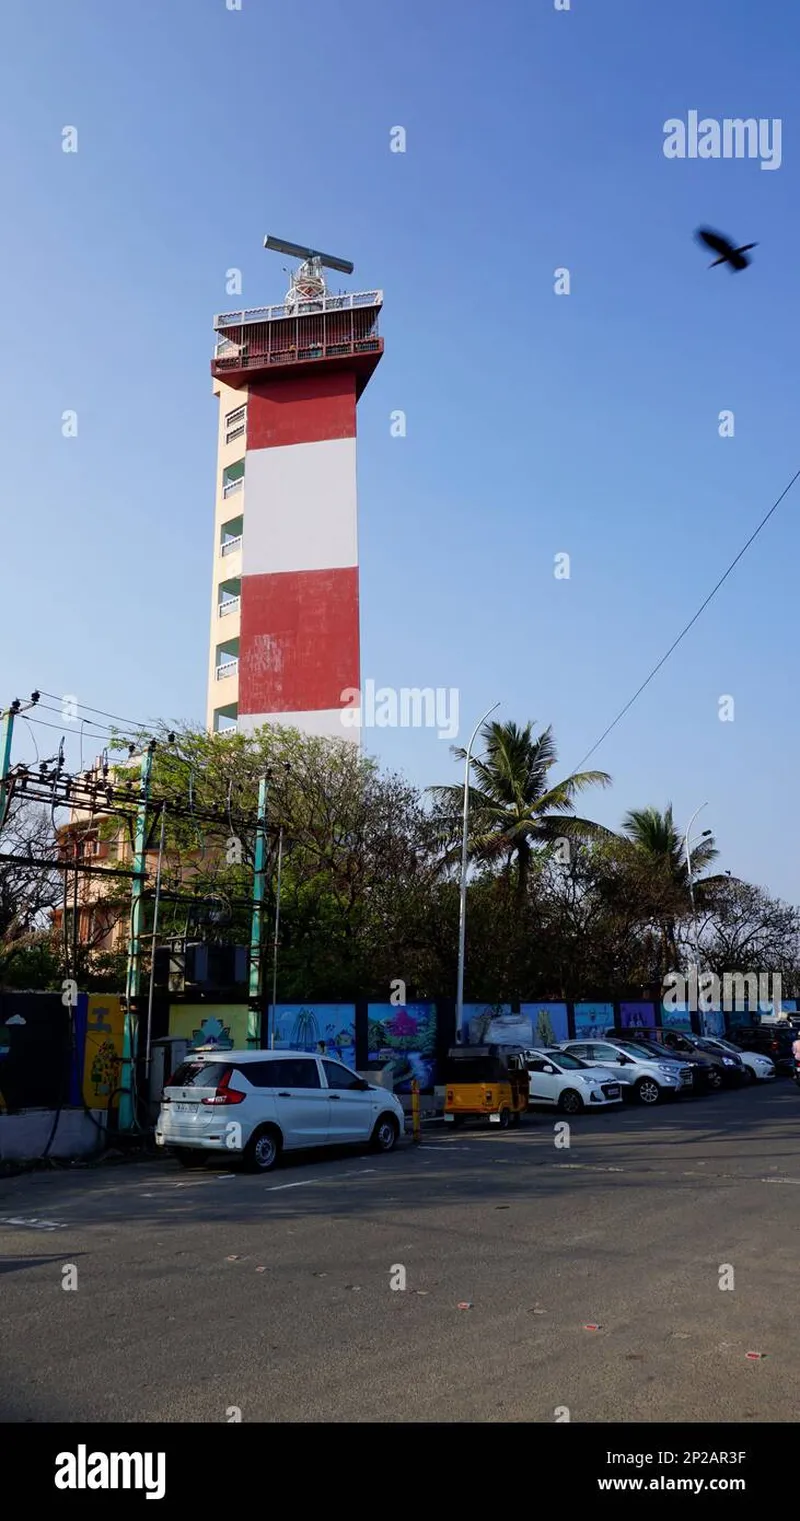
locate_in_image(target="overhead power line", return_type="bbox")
[573,462,800,771]
[37,690,153,732]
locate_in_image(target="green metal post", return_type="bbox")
[248,773,269,1048]
[0,702,18,832]
[120,744,155,1131]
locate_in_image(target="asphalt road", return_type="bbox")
[2,1081,799,1424]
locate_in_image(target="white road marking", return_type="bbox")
[265,1179,322,1191]
[0,1216,68,1230]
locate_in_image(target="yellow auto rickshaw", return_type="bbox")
[443,1044,529,1129]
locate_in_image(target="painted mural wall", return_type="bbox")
[520,1003,570,1045]
[270,1004,356,1068]
[167,1005,249,1052]
[81,994,125,1109]
[367,1003,437,1091]
[573,1002,615,1038]
[461,1002,512,1044]
[0,993,71,1113]
[619,1001,656,1031]
[659,1003,693,1031]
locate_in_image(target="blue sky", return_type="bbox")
[1,0,798,898]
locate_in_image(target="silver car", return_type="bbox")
[559,1038,695,1105]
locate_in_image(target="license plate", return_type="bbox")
[175,1103,196,1113]
[680,1073,692,1085]
[606,1086,620,1098]
[489,1113,501,1124]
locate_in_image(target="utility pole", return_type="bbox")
[683,803,708,982]
[248,771,269,1048]
[269,824,284,1049]
[0,693,39,830]
[121,741,156,1131]
[143,804,167,1089]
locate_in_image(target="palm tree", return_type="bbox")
[428,719,612,903]
[618,804,721,970]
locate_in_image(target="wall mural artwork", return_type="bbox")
[619,1001,655,1031]
[520,1003,569,1047]
[270,1005,356,1067]
[461,1003,512,1044]
[367,1003,437,1092]
[727,1004,750,1029]
[82,995,125,1109]
[168,1005,248,1052]
[660,1002,692,1031]
[0,993,71,1112]
[573,1002,614,1039]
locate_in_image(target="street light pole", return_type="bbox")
[456,701,500,1044]
[683,802,708,959]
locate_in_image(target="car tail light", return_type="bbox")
[446,1089,454,1102]
[201,1068,246,1106]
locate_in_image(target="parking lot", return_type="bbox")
[2,1080,799,1424]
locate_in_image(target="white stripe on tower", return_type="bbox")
[238,370,360,742]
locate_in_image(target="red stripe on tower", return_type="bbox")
[239,566,359,714]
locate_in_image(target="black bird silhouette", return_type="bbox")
[695,227,757,271]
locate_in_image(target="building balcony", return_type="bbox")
[221,535,243,557]
[212,703,238,734]
[218,596,241,617]
[216,658,239,681]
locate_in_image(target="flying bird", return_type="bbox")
[695,227,757,271]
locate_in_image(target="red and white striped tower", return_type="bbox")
[207,238,383,740]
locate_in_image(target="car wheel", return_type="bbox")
[173,1148,206,1169]
[496,1107,511,1129]
[707,1068,723,1090]
[370,1114,399,1153]
[242,1125,281,1173]
[635,1077,661,1106]
[510,1110,523,1127]
[451,1113,466,1128]
[744,1065,758,1085]
[558,1088,584,1115]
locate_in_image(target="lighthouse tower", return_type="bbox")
[206,236,383,740]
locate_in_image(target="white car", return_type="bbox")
[155,1049,405,1173]
[524,1048,624,1114]
[702,1036,775,1083]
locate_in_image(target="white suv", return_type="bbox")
[155,1049,405,1173]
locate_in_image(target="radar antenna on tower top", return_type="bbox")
[263,234,355,310]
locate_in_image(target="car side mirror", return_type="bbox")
[356,1078,370,1090]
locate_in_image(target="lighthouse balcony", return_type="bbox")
[211,290,384,395]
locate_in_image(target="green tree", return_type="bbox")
[618,804,722,977]
[429,719,612,904]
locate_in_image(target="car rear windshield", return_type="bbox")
[169,1061,231,1088]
